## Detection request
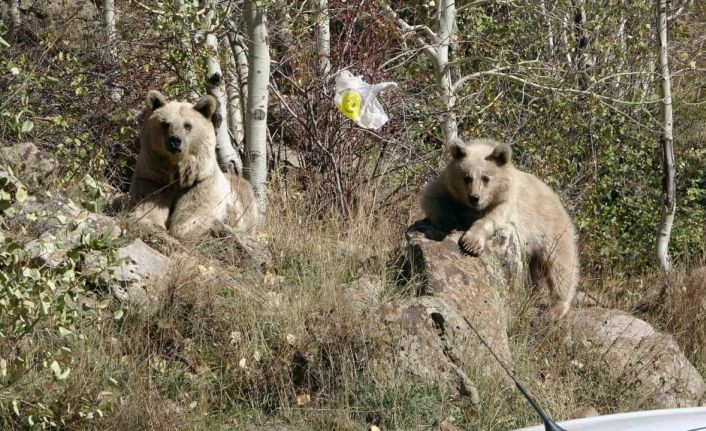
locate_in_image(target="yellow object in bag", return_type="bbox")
[334,71,397,130]
[339,91,362,121]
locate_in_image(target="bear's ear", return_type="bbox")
[487,143,512,166]
[449,138,468,160]
[145,90,167,112]
[193,95,218,120]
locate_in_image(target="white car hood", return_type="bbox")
[514,407,706,431]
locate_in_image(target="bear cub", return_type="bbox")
[422,138,578,320]
[128,90,257,240]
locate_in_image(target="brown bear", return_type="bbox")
[421,138,578,320]
[128,90,257,240]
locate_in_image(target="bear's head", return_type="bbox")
[444,138,512,211]
[140,90,220,165]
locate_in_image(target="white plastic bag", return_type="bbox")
[334,71,398,130]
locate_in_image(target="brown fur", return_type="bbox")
[128,90,257,240]
[422,138,578,320]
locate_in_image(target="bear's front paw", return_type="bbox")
[178,158,199,187]
[458,230,486,256]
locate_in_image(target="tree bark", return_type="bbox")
[103,0,122,102]
[224,37,245,149]
[315,0,331,77]
[228,33,249,106]
[8,0,21,39]
[436,0,458,143]
[573,0,590,89]
[538,0,554,57]
[656,0,675,273]
[380,0,458,144]
[204,2,243,174]
[244,0,270,216]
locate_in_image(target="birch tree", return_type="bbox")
[656,0,675,273]
[103,0,122,102]
[227,33,249,106]
[204,1,243,174]
[8,0,20,39]
[315,0,331,77]
[573,0,590,89]
[538,0,554,57]
[243,0,270,215]
[224,36,245,148]
[381,0,459,143]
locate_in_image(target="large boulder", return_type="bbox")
[13,192,121,268]
[112,238,171,310]
[377,219,524,402]
[566,307,706,408]
[0,142,56,189]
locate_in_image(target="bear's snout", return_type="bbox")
[468,194,480,205]
[167,136,182,153]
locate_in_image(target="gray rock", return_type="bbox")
[566,307,706,408]
[0,142,56,188]
[380,219,524,402]
[112,238,170,309]
[207,221,272,269]
[14,192,121,268]
[342,276,384,316]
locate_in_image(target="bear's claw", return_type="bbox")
[458,231,485,256]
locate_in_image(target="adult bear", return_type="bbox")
[128,90,257,240]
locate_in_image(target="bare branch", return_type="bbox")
[378,1,439,64]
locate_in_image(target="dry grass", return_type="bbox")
[3,182,704,430]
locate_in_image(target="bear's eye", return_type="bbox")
[481,175,490,184]
[464,174,472,184]
[160,121,169,129]
[184,122,192,132]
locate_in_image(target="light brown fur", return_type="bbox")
[128,90,257,240]
[422,138,578,320]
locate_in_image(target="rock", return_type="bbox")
[0,142,56,188]
[112,238,170,309]
[566,307,706,408]
[380,219,523,402]
[342,276,384,316]
[207,221,272,269]
[574,291,601,308]
[437,419,462,431]
[570,406,599,419]
[13,192,121,267]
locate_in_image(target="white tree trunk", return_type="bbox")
[204,2,242,174]
[103,0,122,102]
[244,0,270,216]
[539,0,554,57]
[228,33,249,115]
[436,0,458,143]
[560,11,573,65]
[656,0,675,273]
[8,0,21,38]
[573,0,590,89]
[224,37,245,149]
[315,0,331,77]
[380,0,458,144]
[615,1,627,87]
[206,34,243,174]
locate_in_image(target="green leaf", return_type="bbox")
[113,309,124,320]
[20,120,34,134]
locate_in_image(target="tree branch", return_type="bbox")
[379,1,439,65]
